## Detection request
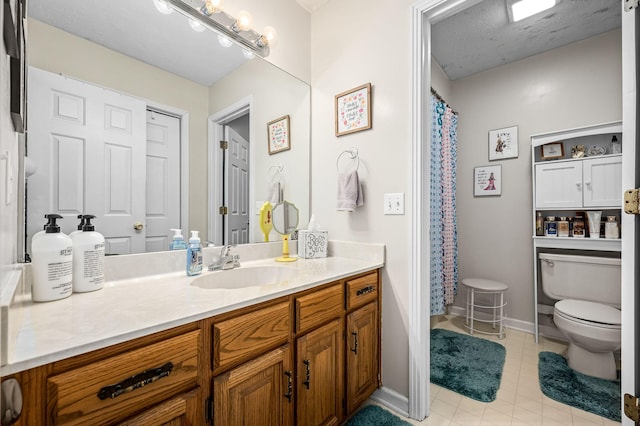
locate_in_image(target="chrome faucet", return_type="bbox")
[208,245,240,271]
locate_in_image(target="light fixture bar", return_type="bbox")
[164,0,270,57]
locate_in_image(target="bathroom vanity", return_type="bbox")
[530,121,622,341]
[0,243,383,425]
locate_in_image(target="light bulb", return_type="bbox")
[152,0,173,15]
[260,26,278,47]
[242,49,255,60]
[232,10,253,32]
[189,19,206,32]
[217,35,233,48]
[200,0,223,16]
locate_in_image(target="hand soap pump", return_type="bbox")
[186,230,203,276]
[169,228,188,250]
[71,215,105,293]
[68,214,86,239]
[31,214,73,302]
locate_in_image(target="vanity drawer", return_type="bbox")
[213,301,290,372]
[295,283,344,333]
[47,329,200,426]
[345,271,379,310]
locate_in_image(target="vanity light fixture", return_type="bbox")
[506,0,557,22]
[217,34,233,48]
[152,0,174,15]
[158,0,276,57]
[188,18,206,32]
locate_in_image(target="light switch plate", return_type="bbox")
[384,193,404,215]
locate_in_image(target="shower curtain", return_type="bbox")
[430,95,458,316]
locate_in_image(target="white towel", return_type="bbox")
[337,171,364,211]
[268,181,281,204]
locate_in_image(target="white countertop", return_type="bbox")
[1,241,384,376]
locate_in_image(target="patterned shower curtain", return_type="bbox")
[430,95,458,316]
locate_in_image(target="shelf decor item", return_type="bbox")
[540,142,564,160]
[488,125,518,161]
[335,83,372,136]
[474,165,502,197]
[267,115,290,155]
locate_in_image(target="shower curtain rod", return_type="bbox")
[430,88,458,115]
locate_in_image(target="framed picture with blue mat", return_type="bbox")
[539,352,621,422]
[430,329,506,402]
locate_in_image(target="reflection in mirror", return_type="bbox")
[22,0,310,257]
[272,201,299,263]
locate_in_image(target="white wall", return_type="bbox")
[310,0,621,400]
[452,30,622,322]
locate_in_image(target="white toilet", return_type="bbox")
[539,253,621,380]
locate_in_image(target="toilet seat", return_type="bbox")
[555,299,621,328]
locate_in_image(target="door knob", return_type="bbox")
[133,222,144,231]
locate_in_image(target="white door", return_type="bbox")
[27,67,146,255]
[225,126,250,244]
[145,110,181,252]
[534,161,582,208]
[582,156,622,207]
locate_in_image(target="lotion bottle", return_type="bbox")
[68,214,86,239]
[186,230,203,276]
[31,214,73,302]
[169,228,188,250]
[71,215,105,293]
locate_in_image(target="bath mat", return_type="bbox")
[345,404,411,426]
[538,352,621,422]
[430,328,505,402]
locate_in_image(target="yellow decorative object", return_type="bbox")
[275,234,297,262]
[259,202,273,242]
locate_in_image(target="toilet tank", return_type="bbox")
[539,253,621,307]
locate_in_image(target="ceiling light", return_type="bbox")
[189,18,206,32]
[507,0,557,22]
[217,34,233,48]
[153,0,174,15]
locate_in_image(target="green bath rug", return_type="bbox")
[430,328,505,402]
[345,405,411,426]
[538,351,621,422]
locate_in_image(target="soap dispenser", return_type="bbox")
[31,214,73,302]
[68,214,86,239]
[169,228,188,250]
[186,231,203,276]
[71,215,105,293]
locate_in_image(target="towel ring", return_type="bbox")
[336,148,359,172]
[268,164,284,183]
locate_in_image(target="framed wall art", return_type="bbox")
[540,142,564,160]
[474,165,502,197]
[488,125,518,161]
[267,115,290,155]
[335,83,372,136]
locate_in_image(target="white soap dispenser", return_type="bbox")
[68,214,86,239]
[31,214,73,302]
[169,228,188,250]
[186,230,203,276]
[71,215,105,293]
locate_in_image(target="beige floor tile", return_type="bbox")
[430,398,459,419]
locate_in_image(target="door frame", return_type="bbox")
[410,0,635,421]
[207,96,254,246]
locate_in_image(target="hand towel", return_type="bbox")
[337,170,364,211]
[268,181,281,204]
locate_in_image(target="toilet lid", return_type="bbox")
[555,300,621,326]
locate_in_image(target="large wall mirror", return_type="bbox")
[22,0,310,257]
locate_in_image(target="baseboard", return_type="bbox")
[370,386,409,418]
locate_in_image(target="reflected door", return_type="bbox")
[27,67,146,255]
[225,126,250,244]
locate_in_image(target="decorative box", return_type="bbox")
[297,230,328,259]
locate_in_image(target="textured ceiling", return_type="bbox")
[432,0,621,81]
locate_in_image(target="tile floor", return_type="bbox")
[393,315,621,426]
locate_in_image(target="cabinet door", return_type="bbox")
[535,161,582,208]
[582,156,622,207]
[117,389,199,426]
[213,345,293,426]
[346,302,379,415]
[296,318,344,426]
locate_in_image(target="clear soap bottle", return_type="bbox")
[186,231,203,276]
[169,228,188,250]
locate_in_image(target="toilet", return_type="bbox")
[539,253,621,380]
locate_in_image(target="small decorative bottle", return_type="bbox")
[544,216,557,237]
[604,216,619,239]
[557,217,569,237]
[535,212,544,236]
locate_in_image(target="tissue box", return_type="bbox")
[298,230,328,259]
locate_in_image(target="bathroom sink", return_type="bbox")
[191,265,299,290]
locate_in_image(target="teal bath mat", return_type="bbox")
[538,352,621,422]
[345,405,411,426]
[430,328,505,402]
